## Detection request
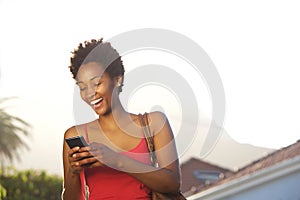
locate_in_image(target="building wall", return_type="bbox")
[218,170,300,200]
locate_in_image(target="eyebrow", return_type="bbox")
[76,75,102,85]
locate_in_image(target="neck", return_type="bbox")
[97,99,130,131]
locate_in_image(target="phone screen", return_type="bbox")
[65,135,89,149]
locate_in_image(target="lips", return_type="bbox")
[90,98,103,108]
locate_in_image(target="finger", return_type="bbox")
[88,161,104,168]
[68,156,78,162]
[88,149,104,159]
[89,143,107,152]
[89,142,105,149]
[72,151,93,159]
[68,146,80,157]
[79,143,102,152]
[69,162,83,173]
[79,146,91,152]
[89,142,101,146]
[77,156,98,166]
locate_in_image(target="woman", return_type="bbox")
[62,39,181,200]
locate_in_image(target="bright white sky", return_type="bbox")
[1,0,300,175]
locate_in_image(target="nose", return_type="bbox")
[87,92,95,100]
[85,85,96,100]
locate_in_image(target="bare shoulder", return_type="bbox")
[147,111,170,134]
[148,111,167,122]
[64,120,98,139]
[64,125,84,139]
[148,111,168,125]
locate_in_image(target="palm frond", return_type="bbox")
[0,98,31,163]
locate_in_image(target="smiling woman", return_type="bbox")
[75,62,121,116]
[61,39,185,200]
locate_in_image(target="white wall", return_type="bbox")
[218,170,300,200]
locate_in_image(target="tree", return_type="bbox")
[1,167,63,200]
[0,98,32,199]
[0,98,31,163]
[0,184,7,200]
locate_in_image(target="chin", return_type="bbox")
[95,108,111,116]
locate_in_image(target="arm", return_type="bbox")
[62,126,85,200]
[74,112,181,194]
[126,111,181,193]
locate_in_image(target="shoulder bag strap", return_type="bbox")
[139,113,157,166]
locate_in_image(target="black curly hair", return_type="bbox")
[69,38,125,84]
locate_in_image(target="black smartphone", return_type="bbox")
[65,135,89,149]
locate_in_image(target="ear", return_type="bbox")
[115,75,123,87]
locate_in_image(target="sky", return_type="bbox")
[0,0,300,175]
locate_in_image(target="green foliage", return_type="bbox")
[0,184,7,200]
[1,167,63,200]
[0,97,31,163]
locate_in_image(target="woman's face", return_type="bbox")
[76,62,120,115]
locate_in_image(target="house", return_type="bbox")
[186,140,300,200]
[180,158,234,195]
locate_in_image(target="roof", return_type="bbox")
[187,139,300,196]
[181,157,233,172]
[180,157,233,194]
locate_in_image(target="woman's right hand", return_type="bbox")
[67,146,87,173]
[63,127,89,200]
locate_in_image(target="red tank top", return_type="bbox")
[80,124,152,200]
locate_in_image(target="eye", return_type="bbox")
[95,82,101,87]
[79,87,87,91]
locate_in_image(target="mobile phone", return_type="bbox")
[65,135,89,149]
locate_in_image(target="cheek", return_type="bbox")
[95,86,105,94]
[79,91,87,102]
[79,88,94,102]
[96,83,115,95]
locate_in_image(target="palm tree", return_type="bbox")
[0,97,31,199]
[0,98,31,163]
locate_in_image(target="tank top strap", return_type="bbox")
[83,123,90,143]
[79,170,86,199]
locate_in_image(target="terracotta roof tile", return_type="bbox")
[186,139,300,196]
[180,157,233,194]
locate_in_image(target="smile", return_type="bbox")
[90,98,103,108]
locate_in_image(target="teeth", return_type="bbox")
[91,98,103,105]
